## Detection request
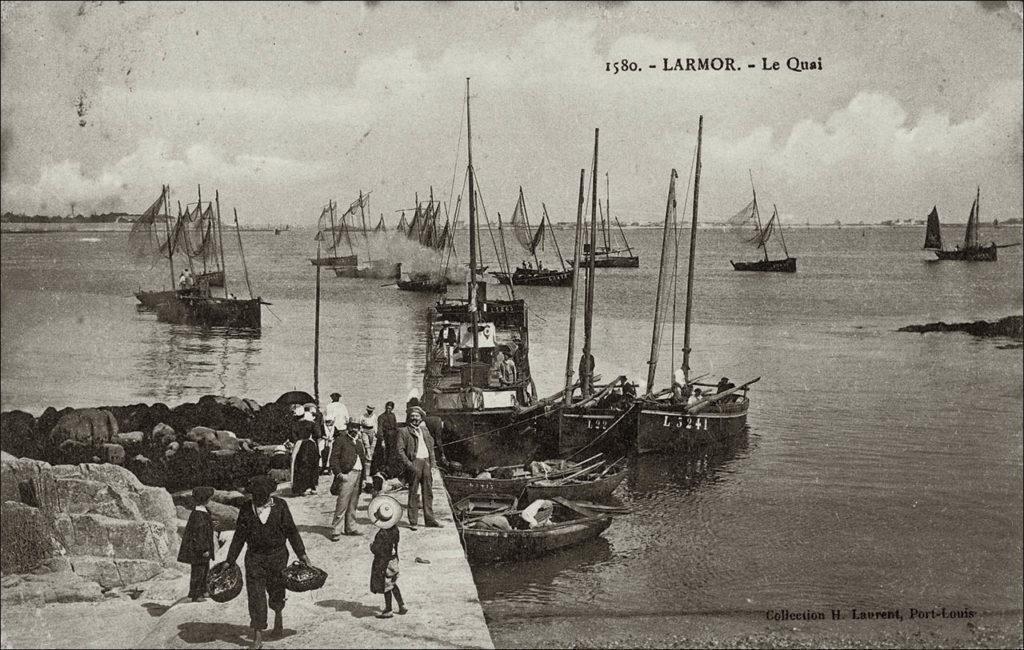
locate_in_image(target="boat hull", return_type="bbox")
[730,257,797,272]
[431,407,546,474]
[635,396,749,453]
[156,296,262,329]
[574,255,639,268]
[492,268,574,287]
[195,270,225,287]
[135,289,179,310]
[555,407,634,459]
[333,261,401,279]
[310,255,359,267]
[933,244,998,261]
[523,468,626,503]
[458,514,612,563]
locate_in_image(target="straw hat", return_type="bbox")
[367,494,404,529]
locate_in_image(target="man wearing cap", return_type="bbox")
[328,419,368,539]
[227,475,309,649]
[397,407,443,530]
[322,392,349,474]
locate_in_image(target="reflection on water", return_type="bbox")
[623,430,752,496]
[135,324,260,401]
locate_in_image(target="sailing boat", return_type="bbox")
[575,175,639,268]
[132,186,262,329]
[490,187,574,287]
[419,79,538,471]
[927,188,1018,261]
[728,176,797,272]
[554,130,636,459]
[396,190,461,291]
[636,116,757,453]
[331,190,400,279]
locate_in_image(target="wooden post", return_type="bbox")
[314,239,321,406]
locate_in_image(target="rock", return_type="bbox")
[0,501,55,574]
[115,431,145,446]
[899,315,1024,340]
[215,429,240,451]
[1,450,16,462]
[0,570,105,604]
[69,556,164,589]
[49,408,119,447]
[100,443,126,465]
[186,426,219,447]
[206,500,239,531]
[0,410,38,459]
[151,422,176,443]
[269,468,290,483]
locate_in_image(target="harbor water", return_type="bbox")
[1,225,1021,644]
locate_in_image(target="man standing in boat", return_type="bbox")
[397,406,443,530]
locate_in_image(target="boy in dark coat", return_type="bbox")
[177,486,216,601]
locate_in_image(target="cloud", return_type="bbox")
[1,138,330,215]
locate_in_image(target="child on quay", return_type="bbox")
[177,486,216,602]
[367,494,408,619]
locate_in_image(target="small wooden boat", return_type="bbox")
[442,456,597,503]
[156,294,262,329]
[453,496,612,563]
[492,266,574,287]
[523,459,627,502]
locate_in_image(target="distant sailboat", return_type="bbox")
[927,188,1019,261]
[491,187,574,287]
[727,175,797,272]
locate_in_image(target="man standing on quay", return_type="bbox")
[329,420,367,540]
[397,406,443,530]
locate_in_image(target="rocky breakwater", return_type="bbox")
[0,452,183,604]
[0,391,315,493]
[898,315,1023,340]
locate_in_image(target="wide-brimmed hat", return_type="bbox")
[367,494,404,529]
[365,405,375,412]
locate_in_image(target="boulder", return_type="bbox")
[0,570,105,604]
[49,408,119,447]
[0,410,38,459]
[115,431,145,446]
[68,556,164,589]
[186,426,219,447]
[151,422,176,443]
[100,443,126,466]
[206,500,239,531]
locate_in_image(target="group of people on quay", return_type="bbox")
[178,393,442,648]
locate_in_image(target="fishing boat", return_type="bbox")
[453,496,613,564]
[554,131,638,459]
[490,188,574,287]
[573,175,639,268]
[420,79,539,471]
[635,117,756,453]
[926,188,1019,261]
[728,175,797,272]
[395,263,452,293]
[133,186,224,308]
[309,194,365,268]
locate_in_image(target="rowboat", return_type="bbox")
[453,496,613,563]
[441,457,595,503]
[523,459,627,502]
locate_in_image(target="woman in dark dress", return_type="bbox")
[291,413,321,496]
[367,494,407,619]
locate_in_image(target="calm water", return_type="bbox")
[2,225,1022,642]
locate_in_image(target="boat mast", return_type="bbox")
[197,185,207,276]
[542,204,566,270]
[682,116,703,384]
[520,187,540,268]
[233,207,254,299]
[162,185,176,290]
[466,78,479,363]
[177,201,197,280]
[773,204,789,258]
[603,174,612,252]
[646,169,678,395]
[564,169,586,402]
[582,128,599,398]
[359,190,372,262]
[215,191,229,298]
[749,171,768,263]
[614,218,634,257]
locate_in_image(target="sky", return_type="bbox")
[1,1,1021,225]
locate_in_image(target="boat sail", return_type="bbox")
[490,187,574,287]
[575,176,640,269]
[310,197,359,267]
[420,79,538,472]
[331,190,400,279]
[930,188,1017,261]
[635,116,757,453]
[728,176,797,272]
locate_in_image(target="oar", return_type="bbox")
[688,377,761,414]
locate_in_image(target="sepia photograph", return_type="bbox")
[1,1,1021,648]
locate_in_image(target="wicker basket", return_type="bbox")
[207,561,243,603]
[282,560,327,592]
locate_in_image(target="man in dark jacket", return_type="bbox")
[177,485,216,601]
[226,475,308,649]
[397,406,443,530]
[328,421,368,539]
